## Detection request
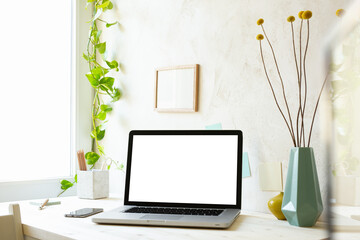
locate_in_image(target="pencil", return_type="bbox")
[80,150,87,171]
[39,199,49,210]
[77,150,83,170]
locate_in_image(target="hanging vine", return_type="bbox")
[59,0,122,196]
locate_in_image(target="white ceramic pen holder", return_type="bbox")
[77,170,109,199]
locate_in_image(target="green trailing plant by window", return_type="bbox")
[58,0,122,196]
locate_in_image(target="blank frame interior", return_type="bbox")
[155,64,199,112]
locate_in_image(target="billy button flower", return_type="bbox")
[256,34,264,40]
[287,16,295,22]
[257,18,264,25]
[298,11,304,19]
[302,10,312,19]
[336,9,345,17]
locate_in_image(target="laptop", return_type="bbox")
[92,130,243,228]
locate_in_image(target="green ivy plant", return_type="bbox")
[58,0,122,196]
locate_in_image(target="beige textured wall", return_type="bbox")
[99,0,351,213]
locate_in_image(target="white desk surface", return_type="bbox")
[1,195,359,240]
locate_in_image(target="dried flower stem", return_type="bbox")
[261,25,296,144]
[296,108,301,146]
[298,19,304,147]
[290,22,301,146]
[259,41,297,146]
[302,20,310,147]
[308,74,329,147]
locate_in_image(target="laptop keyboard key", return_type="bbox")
[125,207,224,216]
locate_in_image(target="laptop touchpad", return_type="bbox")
[141,215,183,221]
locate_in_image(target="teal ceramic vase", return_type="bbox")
[281,147,323,227]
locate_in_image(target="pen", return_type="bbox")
[39,198,49,210]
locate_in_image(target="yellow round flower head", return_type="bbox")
[336,9,345,17]
[287,16,295,22]
[302,10,312,19]
[256,34,264,40]
[298,11,304,19]
[257,18,264,25]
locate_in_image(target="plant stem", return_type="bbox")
[97,18,109,24]
[298,19,304,147]
[296,108,301,146]
[57,190,66,197]
[291,22,301,146]
[261,25,296,145]
[259,41,296,146]
[307,74,329,147]
[92,90,101,145]
[302,19,310,147]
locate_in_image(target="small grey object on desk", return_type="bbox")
[77,170,109,199]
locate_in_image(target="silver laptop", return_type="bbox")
[92,130,242,228]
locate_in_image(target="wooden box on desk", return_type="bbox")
[77,170,109,199]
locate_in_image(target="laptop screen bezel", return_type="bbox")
[124,130,242,209]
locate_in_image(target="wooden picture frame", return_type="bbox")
[155,64,199,112]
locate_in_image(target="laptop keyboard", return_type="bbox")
[125,207,224,216]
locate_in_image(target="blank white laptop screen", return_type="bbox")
[128,135,238,205]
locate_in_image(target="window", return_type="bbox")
[0,0,100,202]
[0,0,73,182]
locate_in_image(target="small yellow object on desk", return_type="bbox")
[268,192,286,220]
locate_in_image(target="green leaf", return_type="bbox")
[96,30,102,43]
[83,53,95,62]
[96,111,107,121]
[91,67,108,79]
[97,145,105,155]
[74,174,78,183]
[116,163,124,170]
[99,77,114,90]
[105,60,118,69]
[95,42,106,54]
[92,66,109,77]
[90,126,106,140]
[100,104,112,112]
[98,0,110,9]
[98,0,113,11]
[86,73,100,87]
[85,152,100,165]
[107,1,113,10]
[91,30,102,43]
[102,68,109,75]
[60,180,73,190]
[107,164,111,170]
[90,129,96,138]
[112,88,122,102]
[90,8,103,22]
[106,21,118,28]
[97,129,105,140]
[83,53,89,61]
[91,67,102,78]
